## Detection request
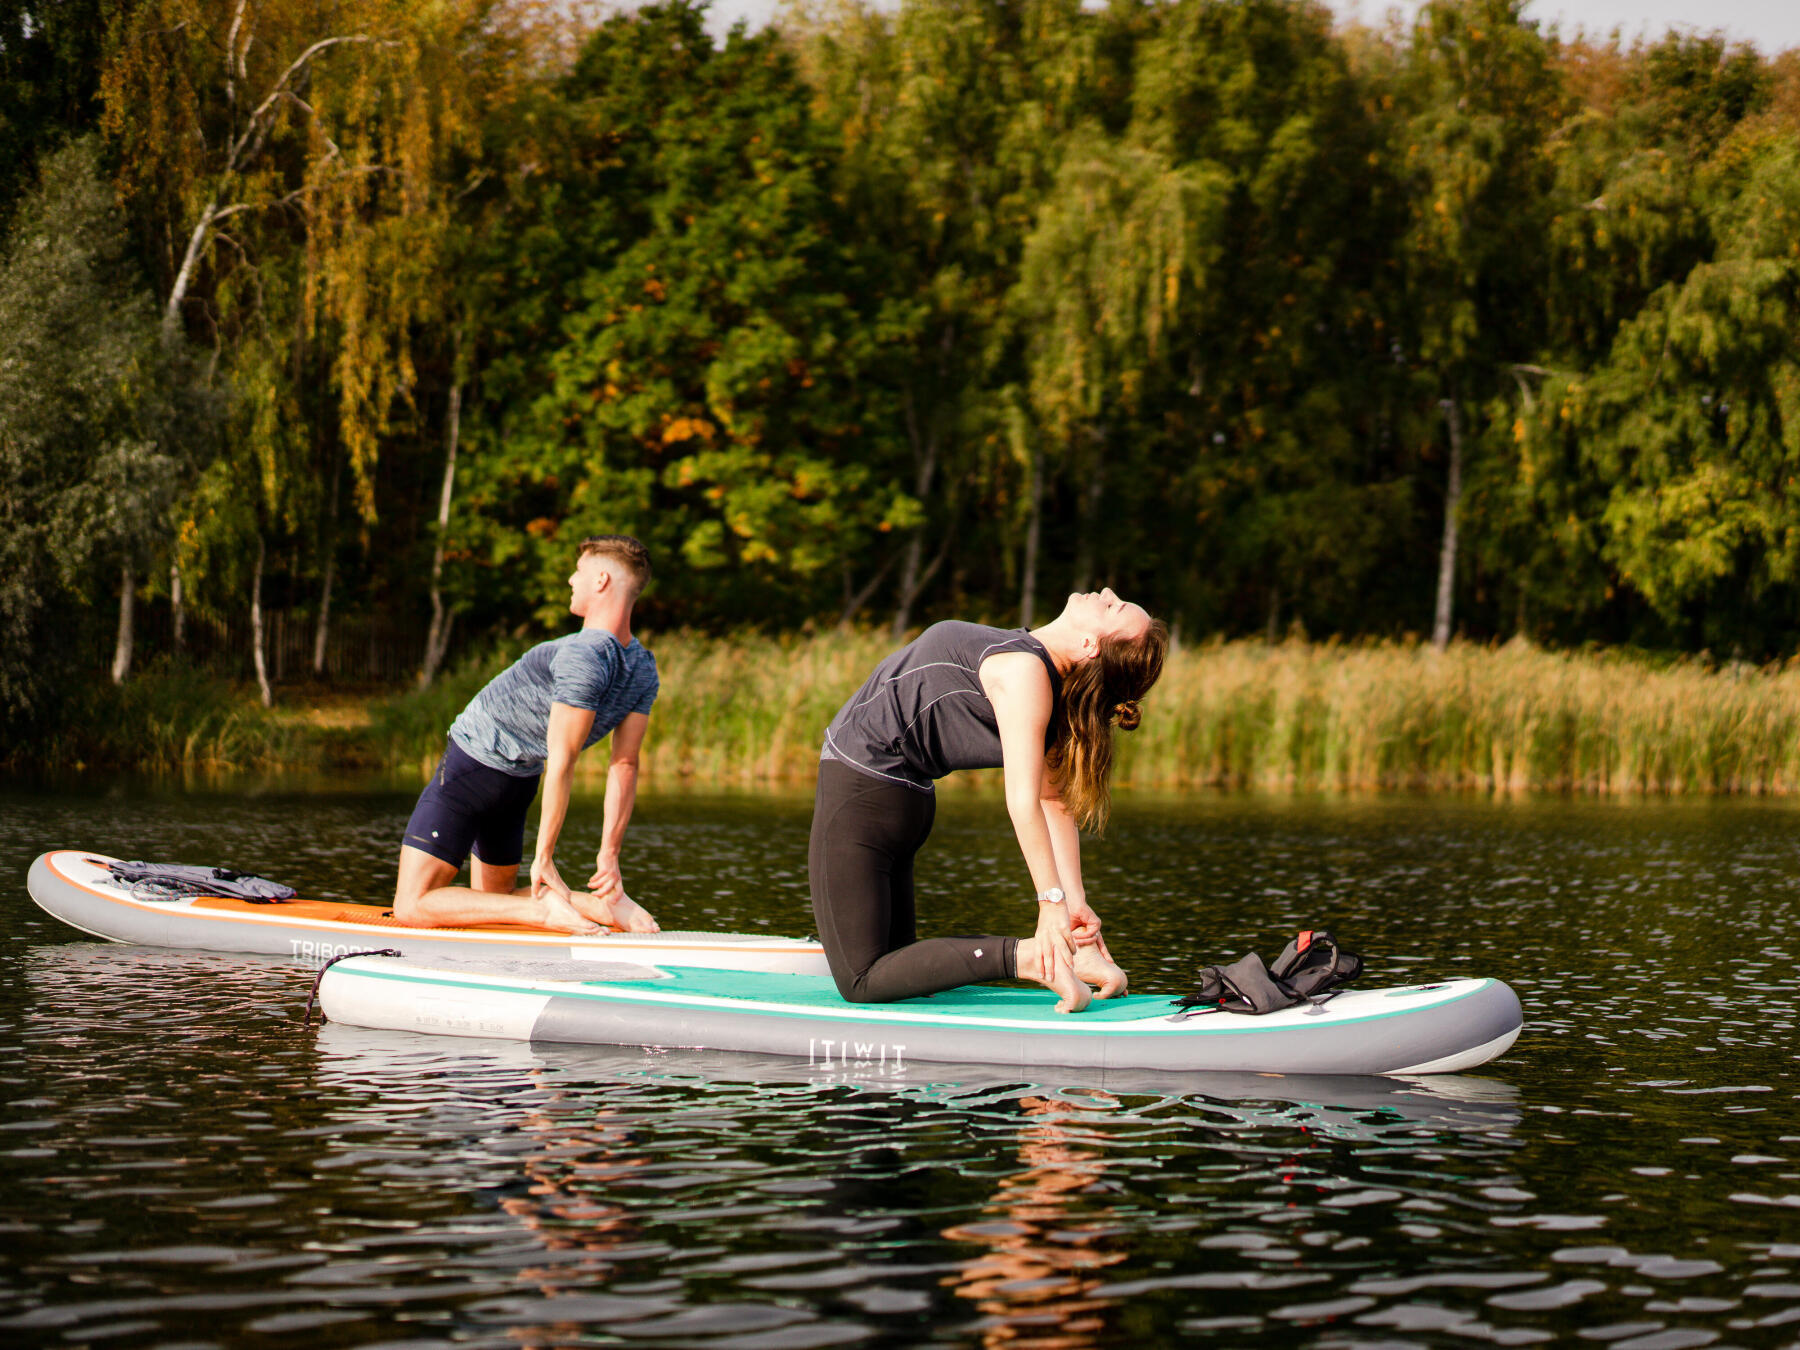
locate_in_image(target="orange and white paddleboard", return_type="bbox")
[26,850,830,975]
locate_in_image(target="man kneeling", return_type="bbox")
[394,534,661,935]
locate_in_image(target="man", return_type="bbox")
[394,534,661,935]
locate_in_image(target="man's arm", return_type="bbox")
[531,700,596,902]
[588,711,649,901]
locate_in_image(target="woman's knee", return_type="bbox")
[828,964,886,1004]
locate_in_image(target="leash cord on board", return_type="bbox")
[304,948,405,1029]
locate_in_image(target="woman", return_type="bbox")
[810,589,1168,1012]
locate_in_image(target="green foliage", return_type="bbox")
[18,0,1800,740]
[461,2,907,631]
[8,654,303,772]
[0,0,117,222]
[1522,127,1800,649]
[0,139,209,725]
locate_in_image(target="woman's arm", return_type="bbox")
[1040,785,1107,944]
[980,653,1075,957]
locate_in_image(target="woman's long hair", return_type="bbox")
[1046,619,1169,833]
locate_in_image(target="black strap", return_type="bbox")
[304,948,404,1028]
[1270,929,1364,997]
[1174,930,1364,1016]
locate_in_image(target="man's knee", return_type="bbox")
[392,891,426,926]
[395,845,457,922]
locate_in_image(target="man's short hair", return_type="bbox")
[578,534,652,600]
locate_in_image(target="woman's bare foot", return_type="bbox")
[581,889,661,934]
[1072,943,1129,998]
[539,891,602,935]
[1017,937,1092,1014]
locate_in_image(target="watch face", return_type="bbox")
[1041,887,1065,905]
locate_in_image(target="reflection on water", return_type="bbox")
[2,784,1799,1346]
[940,1091,1127,1349]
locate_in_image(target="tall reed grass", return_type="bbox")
[14,657,307,773]
[25,634,1800,794]
[376,631,1800,795]
[1115,638,1800,794]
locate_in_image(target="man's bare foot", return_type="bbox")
[579,889,661,934]
[1073,944,1129,998]
[1017,937,1091,1014]
[539,891,601,935]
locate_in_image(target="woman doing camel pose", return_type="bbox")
[809,589,1168,1012]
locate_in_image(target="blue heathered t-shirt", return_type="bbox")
[449,629,659,776]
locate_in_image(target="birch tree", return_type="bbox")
[101,0,500,699]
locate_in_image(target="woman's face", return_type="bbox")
[1063,588,1151,649]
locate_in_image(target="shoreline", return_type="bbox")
[17,632,1800,797]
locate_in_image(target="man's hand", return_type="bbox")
[531,855,572,905]
[588,853,624,901]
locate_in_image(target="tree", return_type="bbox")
[1394,0,1560,648]
[101,0,500,701]
[0,0,115,222]
[1521,125,1800,652]
[1018,130,1229,596]
[1128,0,1415,638]
[462,2,909,632]
[0,140,205,724]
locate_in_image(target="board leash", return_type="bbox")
[304,948,405,1029]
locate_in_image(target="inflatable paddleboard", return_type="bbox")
[310,1023,1526,1138]
[26,850,830,975]
[318,954,1524,1077]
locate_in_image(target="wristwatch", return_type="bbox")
[1036,887,1066,906]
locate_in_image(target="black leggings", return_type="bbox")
[808,759,1018,1002]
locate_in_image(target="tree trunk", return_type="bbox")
[1071,429,1107,594]
[1020,439,1043,628]
[250,533,272,708]
[162,199,218,346]
[111,561,135,684]
[838,553,898,630]
[419,381,461,689]
[889,391,941,641]
[1432,394,1465,652]
[313,454,339,678]
[170,560,185,652]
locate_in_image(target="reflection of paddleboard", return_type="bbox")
[318,954,1523,1077]
[312,1022,1525,1138]
[26,850,829,975]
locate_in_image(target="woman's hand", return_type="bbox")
[1066,896,1103,946]
[1032,900,1076,971]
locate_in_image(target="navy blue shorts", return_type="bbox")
[402,740,541,869]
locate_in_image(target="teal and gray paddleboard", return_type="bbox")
[318,955,1522,1077]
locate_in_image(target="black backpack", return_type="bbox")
[1173,930,1363,1016]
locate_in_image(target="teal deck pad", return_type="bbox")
[582,966,1178,1023]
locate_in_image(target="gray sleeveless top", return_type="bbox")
[820,622,1062,792]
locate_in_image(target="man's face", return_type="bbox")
[568,554,607,616]
[1063,587,1151,648]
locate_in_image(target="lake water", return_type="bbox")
[2,782,1799,1348]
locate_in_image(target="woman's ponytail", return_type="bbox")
[1046,620,1168,833]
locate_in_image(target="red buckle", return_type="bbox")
[1297,930,1313,952]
